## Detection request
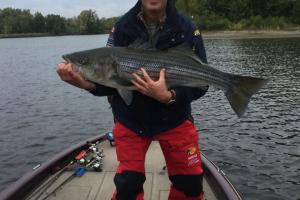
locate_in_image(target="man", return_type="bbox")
[57,0,208,199]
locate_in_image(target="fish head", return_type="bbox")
[62,48,116,84]
[62,51,91,68]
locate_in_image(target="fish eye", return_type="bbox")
[78,57,89,65]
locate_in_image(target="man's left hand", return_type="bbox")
[131,68,172,104]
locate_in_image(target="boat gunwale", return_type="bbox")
[201,153,243,200]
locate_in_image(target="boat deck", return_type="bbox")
[26,141,217,200]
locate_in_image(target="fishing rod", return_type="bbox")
[39,167,87,200]
[31,140,104,200]
[28,160,75,200]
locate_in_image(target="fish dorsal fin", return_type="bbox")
[128,39,155,50]
[169,43,204,64]
[171,43,193,52]
[117,89,133,105]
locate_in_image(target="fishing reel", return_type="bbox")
[88,149,104,172]
[75,141,104,172]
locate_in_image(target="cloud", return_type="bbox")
[0,0,138,18]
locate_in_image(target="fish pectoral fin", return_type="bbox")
[112,75,133,87]
[117,89,133,105]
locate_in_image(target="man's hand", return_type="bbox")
[56,62,95,91]
[131,68,172,104]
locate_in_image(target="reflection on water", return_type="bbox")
[0,35,299,200]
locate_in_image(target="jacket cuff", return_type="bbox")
[173,86,209,104]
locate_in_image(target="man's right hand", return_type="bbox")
[56,62,96,91]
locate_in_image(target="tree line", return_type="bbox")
[176,0,300,30]
[0,8,117,35]
[0,0,299,36]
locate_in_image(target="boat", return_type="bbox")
[0,132,243,200]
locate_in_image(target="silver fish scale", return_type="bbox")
[121,54,230,89]
[113,48,232,89]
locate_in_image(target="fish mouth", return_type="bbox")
[61,55,81,72]
[62,55,71,63]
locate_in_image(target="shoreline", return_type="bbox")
[1,30,300,40]
[202,30,300,39]
[0,33,51,39]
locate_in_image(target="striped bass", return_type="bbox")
[62,44,267,117]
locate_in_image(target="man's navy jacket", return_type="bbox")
[91,0,208,136]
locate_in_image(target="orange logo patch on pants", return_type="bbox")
[186,146,197,155]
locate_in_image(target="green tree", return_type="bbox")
[65,17,80,34]
[0,9,3,33]
[176,0,207,18]
[0,8,33,33]
[99,17,118,32]
[17,9,34,33]
[204,0,249,21]
[77,10,101,34]
[248,0,268,17]
[33,12,45,33]
[1,8,19,33]
[0,8,17,34]
[45,14,66,35]
[2,15,16,34]
[267,0,294,17]
[291,0,300,23]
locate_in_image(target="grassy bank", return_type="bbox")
[202,30,300,39]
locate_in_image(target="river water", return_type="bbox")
[0,35,299,200]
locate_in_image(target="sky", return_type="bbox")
[0,0,138,18]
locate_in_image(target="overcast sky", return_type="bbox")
[0,0,138,18]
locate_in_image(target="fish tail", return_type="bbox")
[226,76,268,117]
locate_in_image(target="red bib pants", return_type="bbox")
[112,120,204,200]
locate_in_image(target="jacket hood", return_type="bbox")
[114,0,182,48]
[125,0,177,26]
